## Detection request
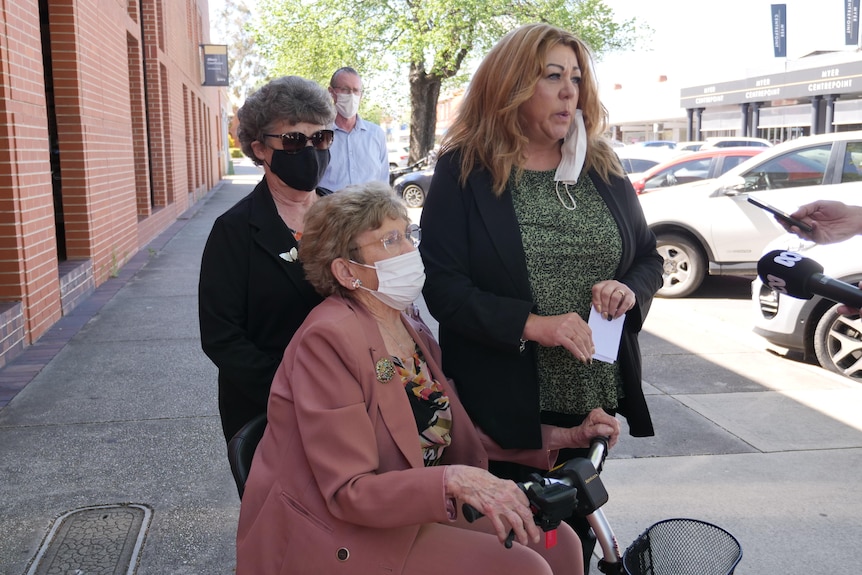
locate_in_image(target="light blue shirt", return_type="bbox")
[319,116,390,192]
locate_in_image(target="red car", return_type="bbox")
[631,147,765,194]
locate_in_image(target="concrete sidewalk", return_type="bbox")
[1,157,861,574]
[599,290,862,574]
[0,163,260,574]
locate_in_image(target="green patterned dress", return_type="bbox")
[510,169,624,416]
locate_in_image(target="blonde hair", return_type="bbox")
[299,182,409,297]
[441,23,623,196]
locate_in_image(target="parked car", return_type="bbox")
[629,140,678,149]
[392,152,437,208]
[615,146,678,182]
[631,147,765,194]
[387,144,409,169]
[389,151,432,186]
[676,141,705,152]
[393,168,432,208]
[699,136,773,150]
[752,233,862,381]
[638,130,862,298]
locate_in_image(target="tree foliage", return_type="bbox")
[212,0,270,111]
[251,0,642,161]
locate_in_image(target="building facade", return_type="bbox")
[602,75,690,145]
[604,51,862,146]
[0,0,226,367]
[681,51,862,142]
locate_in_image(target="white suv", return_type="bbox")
[638,131,862,297]
[752,233,862,381]
[699,136,773,149]
[387,144,409,168]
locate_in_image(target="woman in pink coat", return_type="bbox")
[235,182,620,575]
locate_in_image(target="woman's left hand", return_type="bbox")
[548,408,621,450]
[443,465,542,547]
[592,280,635,321]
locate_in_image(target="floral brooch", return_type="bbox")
[375,358,395,383]
[279,247,299,263]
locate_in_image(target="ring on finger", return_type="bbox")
[616,289,626,297]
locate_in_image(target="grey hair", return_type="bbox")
[236,76,336,166]
[299,181,409,298]
[329,67,361,87]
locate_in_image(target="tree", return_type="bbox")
[212,0,270,111]
[251,0,642,162]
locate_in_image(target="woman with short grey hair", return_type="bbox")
[236,75,335,165]
[199,76,337,459]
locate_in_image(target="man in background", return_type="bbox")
[318,67,389,192]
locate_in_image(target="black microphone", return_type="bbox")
[757,250,862,308]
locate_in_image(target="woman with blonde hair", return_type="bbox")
[443,23,621,194]
[419,23,663,570]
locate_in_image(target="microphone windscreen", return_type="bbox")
[757,250,824,298]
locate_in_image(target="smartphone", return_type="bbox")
[746,196,813,233]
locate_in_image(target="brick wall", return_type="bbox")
[0,4,63,343]
[0,0,224,364]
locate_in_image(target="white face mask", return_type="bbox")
[351,250,425,310]
[335,92,361,119]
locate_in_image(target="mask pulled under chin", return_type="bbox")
[555,109,588,185]
[353,249,426,311]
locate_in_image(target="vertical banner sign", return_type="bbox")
[771,4,787,58]
[846,0,860,45]
[201,44,229,87]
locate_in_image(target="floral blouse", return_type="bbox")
[393,346,453,466]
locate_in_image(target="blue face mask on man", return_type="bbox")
[268,146,330,192]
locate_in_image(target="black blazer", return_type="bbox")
[419,151,663,449]
[199,179,327,442]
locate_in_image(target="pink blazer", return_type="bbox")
[236,295,558,574]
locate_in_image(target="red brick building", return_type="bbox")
[0,1,226,366]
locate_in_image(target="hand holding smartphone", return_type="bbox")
[747,196,814,233]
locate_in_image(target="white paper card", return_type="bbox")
[588,306,625,364]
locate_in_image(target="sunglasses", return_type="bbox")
[263,130,334,153]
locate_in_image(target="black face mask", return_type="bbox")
[267,146,330,192]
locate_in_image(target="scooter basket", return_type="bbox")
[622,518,742,575]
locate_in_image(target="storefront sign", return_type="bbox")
[201,44,229,87]
[681,60,862,108]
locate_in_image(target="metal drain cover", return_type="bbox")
[26,503,152,575]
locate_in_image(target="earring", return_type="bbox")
[351,278,362,289]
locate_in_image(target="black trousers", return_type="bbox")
[489,410,612,575]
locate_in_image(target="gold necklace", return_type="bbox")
[378,321,415,358]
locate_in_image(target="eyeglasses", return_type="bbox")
[331,85,363,96]
[350,224,421,255]
[263,130,334,153]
